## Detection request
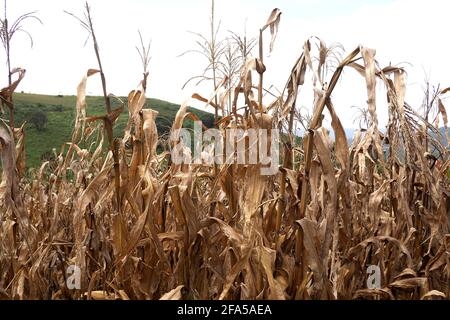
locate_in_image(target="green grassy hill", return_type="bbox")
[12,93,215,169]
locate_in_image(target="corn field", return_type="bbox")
[0,6,449,300]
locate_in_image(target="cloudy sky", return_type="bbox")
[4,0,450,128]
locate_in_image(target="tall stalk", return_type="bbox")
[180,0,224,127]
[0,0,41,132]
[4,0,10,86]
[85,3,120,209]
[210,0,219,124]
[85,4,111,115]
[66,2,121,209]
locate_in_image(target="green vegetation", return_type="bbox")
[29,109,48,131]
[13,92,214,169]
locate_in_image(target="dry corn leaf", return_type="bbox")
[159,285,185,300]
[262,8,281,53]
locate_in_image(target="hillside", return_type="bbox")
[12,92,215,169]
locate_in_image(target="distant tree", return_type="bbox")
[52,104,63,112]
[29,109,47,131]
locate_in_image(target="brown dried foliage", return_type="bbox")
[0,8,449,300]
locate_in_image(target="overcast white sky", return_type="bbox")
[4,0,450,128]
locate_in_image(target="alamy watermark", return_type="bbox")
[171,121,280,175]
[366,265,381,289]
[66,265,81,290]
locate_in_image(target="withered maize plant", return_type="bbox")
[0,7,449,300]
